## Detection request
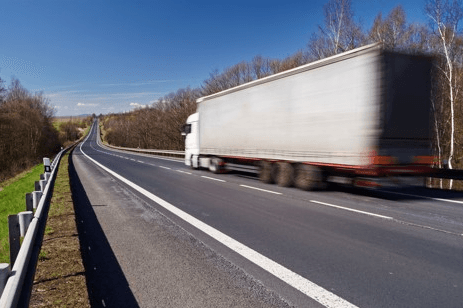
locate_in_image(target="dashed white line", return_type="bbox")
[176,170,192,175]
[201,176,226,182]
[137,160,144,163]
[240,185,282,195]
[310,200,393,220]
[159,166,171,170]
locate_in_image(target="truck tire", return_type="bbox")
[209,157,222,174]
[295,164,322,190]
[259,161,274,184]
[275,162,294,187]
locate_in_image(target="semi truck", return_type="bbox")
[182,43,435,189]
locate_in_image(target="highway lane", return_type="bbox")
[74,121,463,307]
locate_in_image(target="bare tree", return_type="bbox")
[307,33,332,61]
[368,6,425,51]
[0,78,60,181]
[279,51,310,72]
[308,0,363,60]
[0,76,5,103]
[102,87,200,151]
[426,0,463,188]
[251,55,273,79]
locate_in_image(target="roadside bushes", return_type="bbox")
[102,87,199,150]
[0,79,61,182]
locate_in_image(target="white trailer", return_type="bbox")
[182,44,434,189]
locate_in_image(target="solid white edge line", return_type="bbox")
[310,200,393,220]
[201,176,226,182]
[79,129,358,308]
[240,184,282,195]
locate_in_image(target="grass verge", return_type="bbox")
[30,151,90,307]
[0,163,44,263]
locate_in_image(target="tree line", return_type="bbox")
[102,0,461,186]
[0,78,91,182]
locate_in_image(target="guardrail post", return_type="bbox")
[8,215,20,267]
[18,211,33,237]
[25,193,33,212]
[32,191,42,209]
[34,181,41,192]
[43,157,51,173]
[39,180,47,191]
[44,172,51,181]
[0,263,10,297]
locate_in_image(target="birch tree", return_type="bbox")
[308,0,363,60]
[426,0,463,189]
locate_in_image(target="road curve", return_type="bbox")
[72,121,463,308]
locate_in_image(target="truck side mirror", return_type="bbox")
[181,124,191,136]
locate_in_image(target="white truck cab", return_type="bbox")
[182,112,200,167]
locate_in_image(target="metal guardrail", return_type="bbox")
[0,148,65,308]
[97,125,185,158]
[101,143,184,158]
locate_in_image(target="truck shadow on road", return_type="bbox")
[231,170,463,202]
[68,151,140,308]
[328,183,463,202]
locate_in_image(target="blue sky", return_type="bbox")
[0,0,428,116]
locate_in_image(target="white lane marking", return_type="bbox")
[80,137,357,308]
[240,185,282,195]
[176,170,192,175]
[386,190,463,205]
[137,160,144,163]
[159,166,171,170]
[201,176,226,182]
[310,200,393,220]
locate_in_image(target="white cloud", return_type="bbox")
[130,102,149,109]
[77,102,98,107]
[44,87,165,116]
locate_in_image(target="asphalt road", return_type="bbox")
[71,122,463,308]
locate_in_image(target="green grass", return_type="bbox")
[0,163,44,263]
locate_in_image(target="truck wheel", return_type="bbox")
[259,161,274,184]
[295,164,322,190]
[209,157,222,174]
[275,162,294,187]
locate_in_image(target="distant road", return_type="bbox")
[72,121,463,308]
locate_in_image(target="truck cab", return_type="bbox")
[182,113,199,167]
